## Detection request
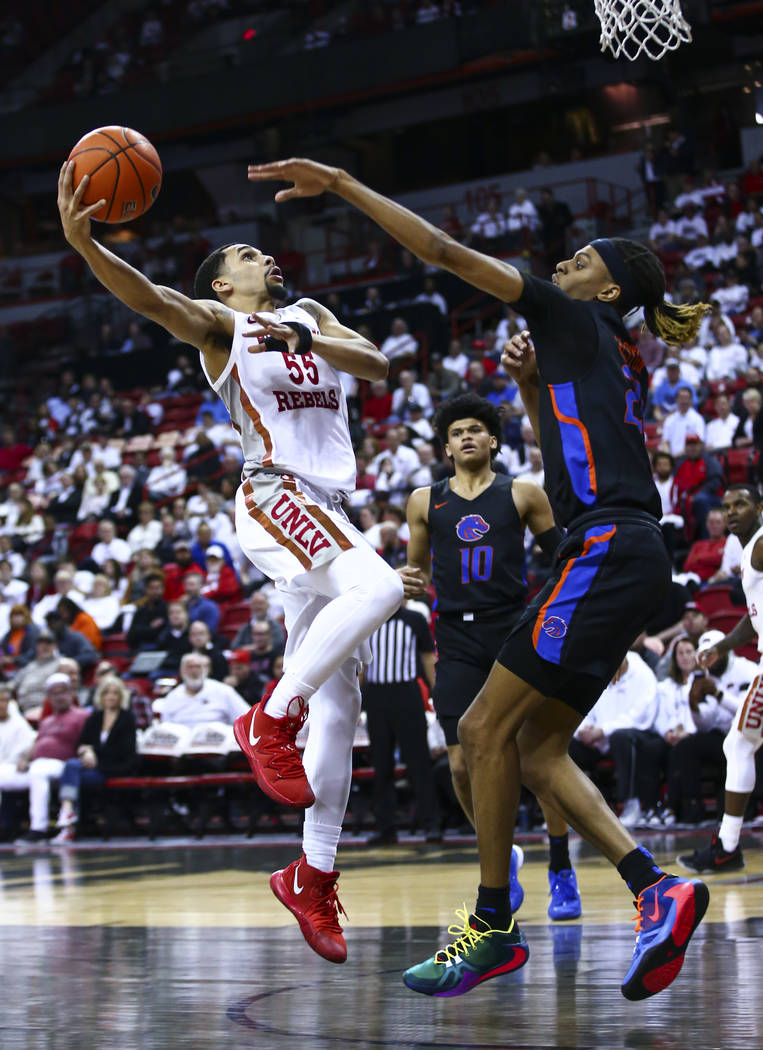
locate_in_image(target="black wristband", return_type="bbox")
[263,321,313,355]
[536,525,564,558]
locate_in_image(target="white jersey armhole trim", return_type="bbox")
[200,314,240,393]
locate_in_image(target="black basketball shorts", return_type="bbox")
[497,512,672,717]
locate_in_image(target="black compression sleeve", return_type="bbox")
[263,321,313,355]
[535,525,564,558]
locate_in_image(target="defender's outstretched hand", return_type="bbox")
[57,161,106,249]
[501,330,538,387]
[247,158,340,202]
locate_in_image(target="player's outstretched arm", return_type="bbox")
[248,159,525,303]
[58,161,232,370]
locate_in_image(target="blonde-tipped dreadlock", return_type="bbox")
[610,237,710,347]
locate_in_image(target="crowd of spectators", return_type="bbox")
[1,146,763,841]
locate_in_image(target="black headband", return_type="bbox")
[590,238,639,314]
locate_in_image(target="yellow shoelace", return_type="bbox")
[434,906,513,965]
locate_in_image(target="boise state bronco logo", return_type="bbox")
[456,514,491,541]
[541,616,567,638]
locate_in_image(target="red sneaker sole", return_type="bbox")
[233,717,315,809]
[270,871,347,964]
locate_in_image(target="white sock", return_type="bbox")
[303,822,341,873]
[719,813,743,853]
[264,673,315,720]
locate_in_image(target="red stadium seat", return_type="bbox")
[708,607,748,636]
[219,601,251,639]
[695,585,735,618]
[721,448,758,485]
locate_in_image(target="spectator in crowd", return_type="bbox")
[469,198,506,253]
[663,629,757,825]
[706,323,748,381]
[127,501,162,555]
[675,201,709,245]
[415,275,448,316]
[199,545,241,604]
[107,464,143,528]
[0,558,27,605]
[515,447,545,487]
[1,605,39,669]
[12,631,62,715]
[733,388,762,448]
[427,354,461,402]
[182,572,220,633]
[47,472,83,524]
[361,379,393,430]
[51,675,138,844]
[163,540,205,600]
[154,653,248,726]
[0,685,36,839]
[223,650,264,705]
[651,359,693,421]
[648,208,680,252]
[682,508,729,581]
[705,393,740,451]
[146,447,187,501]
[76,476,111,522]
[390,369,434,420]
[245,621,279,686]
[569,649,659,828]
[90,519,131,568]
[43,608,98,667]
[126,572,168,651]
[380,317,419,364]
[155,601,191,673]
[232,591,286,654]
[55,596,102,652]
[712,269,750,315]
[81,575,121,634]
[369,424,419,479]
[441,337,469,379]
[506,187,539,249]
[0,672,89,844]
[187,619,228,681]
[672,435,723,539]
[662,388,706,456]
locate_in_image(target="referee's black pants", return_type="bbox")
[362,680,440,837]
[665,729,725,822]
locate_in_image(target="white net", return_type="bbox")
[594,0,692,62]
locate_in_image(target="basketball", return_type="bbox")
[67,126,162,224]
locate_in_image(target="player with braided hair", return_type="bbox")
[249,158,710,1001]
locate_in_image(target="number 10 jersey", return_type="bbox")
[201,302,357,496]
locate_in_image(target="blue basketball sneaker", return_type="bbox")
[621,875,709,1001]
[510,844,524,914]
[403,906,529,997]
[548,868,582,920]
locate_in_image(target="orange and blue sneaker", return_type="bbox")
[621,874,709,1001]
[510,844,525,913]
[548,868,582,920]
[402,906,529,997]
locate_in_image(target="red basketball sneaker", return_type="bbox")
[270,854,348,964]
[233,695,315,809]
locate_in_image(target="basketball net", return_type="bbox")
[594,0,692,61]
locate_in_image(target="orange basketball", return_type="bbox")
[67,126,162,224]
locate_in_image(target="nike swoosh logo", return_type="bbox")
[293,869,303,894]
[434,502,448,509]
[249,717,261,747]
[647,896,661,922]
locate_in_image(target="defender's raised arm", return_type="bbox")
[247,158,525,304]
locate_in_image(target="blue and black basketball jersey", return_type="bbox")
[515,274,661,529]
[427,474,527,614]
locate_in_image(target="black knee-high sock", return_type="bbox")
[548,832,571,873]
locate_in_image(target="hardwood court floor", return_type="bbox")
[1,829,762,1050]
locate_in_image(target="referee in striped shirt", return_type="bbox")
[363,603,440,845]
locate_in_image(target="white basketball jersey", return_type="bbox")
[741,523,763,652]
[201,303,356,495]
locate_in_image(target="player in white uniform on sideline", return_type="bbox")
[679,483,763,874]
[56,161,404,964]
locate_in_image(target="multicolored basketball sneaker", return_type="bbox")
[233,694,314,809]
[270,854,347,963]
[678,830,744,874]
[621,875,709,1001]
[402,907,529,997]
[548,868,582,921]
